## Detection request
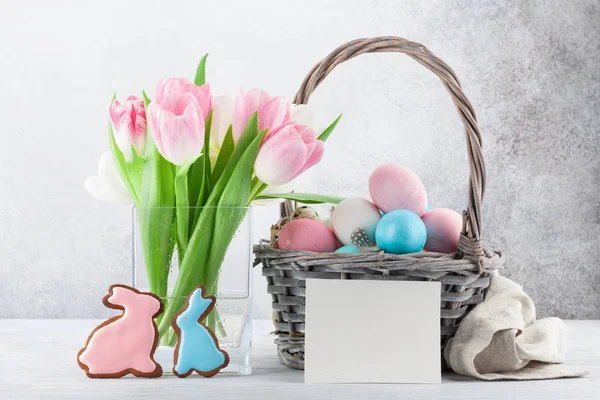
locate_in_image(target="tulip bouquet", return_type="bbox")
[85,56,341,344]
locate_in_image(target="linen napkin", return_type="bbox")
[444,273,589,380]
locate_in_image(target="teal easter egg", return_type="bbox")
[335,244,359,254]
[375,210,427,254]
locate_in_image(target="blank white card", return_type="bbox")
[305,279,441,384]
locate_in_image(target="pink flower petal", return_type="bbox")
[254,125,307,186]
[289,140,324,182]
[151,78,212,164]
[295,124,317,143]
[232,89,250,141]
[245,89,271,112]
[259,96,290,132]
[190,83,212,118]
[160,92,202,117]
[109,96,147,160]
[155,79,166,104]
[157,102,204,165]
[147,102,165,157]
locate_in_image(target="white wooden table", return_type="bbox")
[0,320,597,400]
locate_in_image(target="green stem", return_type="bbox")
[249,178,266,200]
[174,158,200,255]
[157,208,216,337]
[215,308,226,338]
[139,92,176,321]
[159,327,178,347]
[202,208,247,296]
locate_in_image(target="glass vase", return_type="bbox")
[132,206,253,375]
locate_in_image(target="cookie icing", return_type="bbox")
[172,286,229,377]
[77,284,163,378]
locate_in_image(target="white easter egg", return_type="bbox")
[331,197,382,245]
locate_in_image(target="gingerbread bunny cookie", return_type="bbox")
[172,286,229,377]
[77,284,164,378]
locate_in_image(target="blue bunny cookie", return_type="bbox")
[172,286,229,377]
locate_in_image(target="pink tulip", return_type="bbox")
[232,89,290,142]
[254,124,324,186]
[109,96,147,160]
[147,78,212,165]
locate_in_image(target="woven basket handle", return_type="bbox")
[285,36,486,258]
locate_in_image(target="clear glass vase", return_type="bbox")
[132,206,253,375]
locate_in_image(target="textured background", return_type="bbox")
[0,0,598,319]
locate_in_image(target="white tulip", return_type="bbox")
[209,93,236,165]
[290,103,314,128]
[84,151,133,204]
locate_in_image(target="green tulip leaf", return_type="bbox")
[137,92,176,310]
[174,157,199,254]
[189,112,214,231]
[317,113,342,142]
[211,125,235,186]
[255,192,345,204]
[126,147,144,191]
[108,122,139,204]
[194,54,209,86]
[204,128,266,296]
[206,112,259,203]
[187,156,204,208]
[202,111,213,196]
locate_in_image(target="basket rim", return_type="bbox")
[253,244,503,276]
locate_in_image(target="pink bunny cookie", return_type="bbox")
[77,284,164,378]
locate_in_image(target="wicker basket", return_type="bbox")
[253,36,505,370]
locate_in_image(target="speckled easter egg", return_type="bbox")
[278,218,338,253]
[335,244,359,254]
[422,208,462,253]
[369,163,428,216]
[375,210,427,254]
[291,205,320,220]
[270,216,291,248]
[330,197,382,245]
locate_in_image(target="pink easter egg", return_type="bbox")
[422,208,462,253]
[369,163,428,216]
[278,218,338,253]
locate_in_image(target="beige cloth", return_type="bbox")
[444,273,589,380]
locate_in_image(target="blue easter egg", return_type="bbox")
[335,244,359,254]
[375,210,427,254]
[426,203,432,211]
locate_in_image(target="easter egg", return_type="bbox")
[330,197,382,245]
[422,208,462,253]
[291,205,320,220]
[335,244,359,254]
[270,216,291,248]
[369,163,428,216]
[278,218,338,253]
[375,210,427,254]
